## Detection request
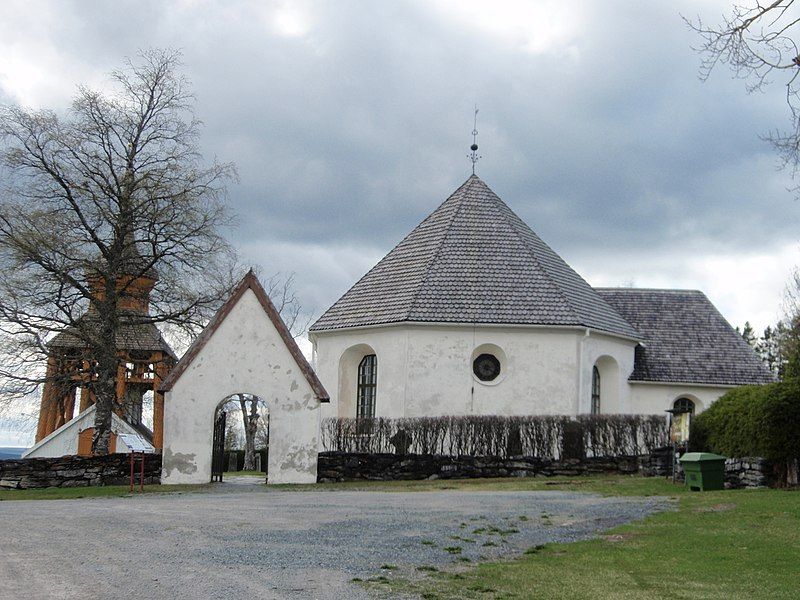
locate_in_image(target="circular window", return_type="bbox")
[473,353,501,382]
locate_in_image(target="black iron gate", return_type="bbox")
[211,410,226,482]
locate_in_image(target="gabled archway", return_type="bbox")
[160,271,329,485]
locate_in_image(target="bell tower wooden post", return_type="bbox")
[153,351,166,450]
[35,356,59,442]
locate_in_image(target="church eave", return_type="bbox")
[309,318,644,343]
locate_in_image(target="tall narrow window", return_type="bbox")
[356,354,377,419]
[591,366,601,415]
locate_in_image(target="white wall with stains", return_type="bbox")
[162,288,322,485]
[312,324,639,419]
[311,324,733,420]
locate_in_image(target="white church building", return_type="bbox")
[309,175,772,420]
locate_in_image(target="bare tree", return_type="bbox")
[224,412,241,454]
[237,394,263,471]
[0,49,238,454]
[264,271,312,336]
[686,2,800,182]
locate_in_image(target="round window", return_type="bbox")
[473,353,501,382]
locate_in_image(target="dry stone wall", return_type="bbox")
[317,450,775,488]
[724,457,771,488]
[317,452,641,482]
[0,453,161,489]
[0,451,775,490]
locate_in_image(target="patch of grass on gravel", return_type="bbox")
[374,480,800,599]
[450,535,476,543]
[416,565,438,572]
[0,483,211,501]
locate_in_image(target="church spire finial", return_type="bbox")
[468,105,481,175]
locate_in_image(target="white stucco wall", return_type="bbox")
[162,288,323,485]
[579,333,638,414]
[311,324,638,419]
[627,382,733,415]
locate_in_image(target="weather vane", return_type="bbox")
[468,105,481,174]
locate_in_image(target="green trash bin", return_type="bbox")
[679,452,726,491]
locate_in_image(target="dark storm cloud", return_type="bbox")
[0,0,796,323]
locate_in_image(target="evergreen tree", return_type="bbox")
[779,317,800,380]
[757,325,782,377]
[740,321,757,348]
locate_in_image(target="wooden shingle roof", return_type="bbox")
[311,175,640,339]
[596,288,774,386]
[49,317,177,360]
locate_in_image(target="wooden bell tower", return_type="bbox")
[34,249,176,452]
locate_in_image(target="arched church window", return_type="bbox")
[357,354,377,418]
[591,366,601,414]
[673,397,695,414]
[473,353,501,382]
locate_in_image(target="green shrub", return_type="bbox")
[691,380,800,482]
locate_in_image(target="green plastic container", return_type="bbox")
[679,452,726,491]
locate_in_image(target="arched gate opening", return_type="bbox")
[210,394,269,483]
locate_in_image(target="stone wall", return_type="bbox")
[317,452,641,482]
[724,457,771,489]
[317,451,776,489]
[637,446,674,477]
[0,453,161,489]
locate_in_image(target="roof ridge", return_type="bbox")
[406,178,474,319]
[309,178,476,331]
[489,193,583,325]
[161,271,329,400]
[596,287,704,294]
[491,194,638,337]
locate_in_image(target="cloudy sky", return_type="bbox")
[1,1,798,444]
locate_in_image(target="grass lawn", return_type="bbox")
[355,477,800,600]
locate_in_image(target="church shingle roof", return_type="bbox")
[596,288,774,386]
[311,175,640,339]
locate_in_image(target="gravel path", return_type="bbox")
[0,486,669,599]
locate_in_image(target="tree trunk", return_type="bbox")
[239,394,259,471]
[91,260,121,456]
[92,359,117,455]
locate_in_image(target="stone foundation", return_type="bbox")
[0,453,161,489]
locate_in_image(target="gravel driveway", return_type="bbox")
[0,486,668,600]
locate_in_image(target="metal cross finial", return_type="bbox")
[468,105,481,174]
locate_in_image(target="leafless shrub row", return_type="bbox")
[321,414,668,459]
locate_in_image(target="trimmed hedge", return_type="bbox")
[691,380,800,484]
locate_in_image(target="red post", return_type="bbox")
[129,451,134,493]
[140,452,145,492]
